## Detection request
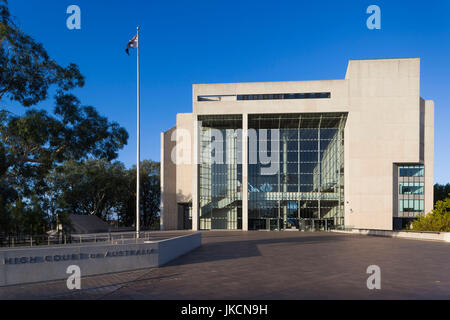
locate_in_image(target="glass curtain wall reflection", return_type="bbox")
[398,164,425,216]
[199,115,242,230]
[248,113,347,231]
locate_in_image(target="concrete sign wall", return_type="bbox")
[334,229,450,242]
[0,233,201,287]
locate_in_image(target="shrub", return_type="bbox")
[412,194,450,232]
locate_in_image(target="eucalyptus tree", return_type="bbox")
[0,0,128,235]
[47,159,129,221]
[118,161,161,229]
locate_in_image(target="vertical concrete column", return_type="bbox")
[192,118,199,231]
[242,113,249,231]
[424,100,434,215]
[283,134,287,230]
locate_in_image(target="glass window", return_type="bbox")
[399,167,408,177]
[399,165,424,177]
[400,200,414,212]
[399,182,424,195]
[414,200,420,211]
[399,199,425,212]
[236,93,331,101]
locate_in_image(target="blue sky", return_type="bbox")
[6,0,450,183]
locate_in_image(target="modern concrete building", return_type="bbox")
[161,58,434,232]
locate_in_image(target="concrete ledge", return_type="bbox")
[0,232,201,287]
[333,229,450,243]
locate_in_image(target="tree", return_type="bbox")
[434,183,450,205]
[1,0,127,198]
[44,159,161,230]
[46,159,128,221]
[0,0,84,106]
[23,195,48,236]
[0,0,128,235]
[118,161,161,230]
[0,195,11,234]
[0,96,128,198]
[138,160,161,229]
[412,194,450,232]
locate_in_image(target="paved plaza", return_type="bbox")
[1,232,449,300]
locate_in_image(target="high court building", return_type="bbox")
[160,58,434,232]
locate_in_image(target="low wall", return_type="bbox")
[334,229,450,242]
[0,232,201,287]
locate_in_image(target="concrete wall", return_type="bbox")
[334,229,450,243]
[161,115,195,230]
[175,113,194,204]
[344,58,422,230]
[158,233,201,266]
[161,127,178,230]
[0,233,201,287]
[193,80,349,115]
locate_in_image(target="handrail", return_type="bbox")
[0,231,163,248]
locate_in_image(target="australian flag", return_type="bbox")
[125,34,138,55]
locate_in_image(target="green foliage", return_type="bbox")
[25,196,48,235]
[434,183,450,205]
[0,195,11,233]
[0,97,129,197]
[0,157,161,235]
[0,0,131,236]
[412,194,450,232]
[0,0,84,106]
[1,0,128,200]
[47,159,129,220]
[46,159,161,231]
[1,196,47,236]
[118,160,160,229]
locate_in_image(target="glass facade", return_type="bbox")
[197,113,347,231]
[199,115,243,230]
[248,113,347,231]
[237,93,331,101]
[397,164,425,217]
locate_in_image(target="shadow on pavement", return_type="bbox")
[164,234,347,267]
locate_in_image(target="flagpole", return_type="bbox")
[136,26,140,239]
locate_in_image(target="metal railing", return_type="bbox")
[0,235,71,248]
[0,231,157,248]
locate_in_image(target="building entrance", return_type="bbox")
[248,113,347,231]
[261,218,335,231]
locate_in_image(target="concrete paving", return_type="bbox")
[0,231,449,300]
